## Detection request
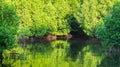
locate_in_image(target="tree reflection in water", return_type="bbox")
[1,39,120,67]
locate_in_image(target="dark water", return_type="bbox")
[1,38,120,67]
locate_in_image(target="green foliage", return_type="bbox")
[96,2,120,46]
[1,0,117,40]
[74,0,115,36]
[2,0,80,37]
[0,2,19,50]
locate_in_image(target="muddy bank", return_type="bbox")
[19,33,101,44]
[18,34,73,44]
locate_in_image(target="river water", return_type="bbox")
[1,38,120,67]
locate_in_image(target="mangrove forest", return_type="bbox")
[0,0,120,67]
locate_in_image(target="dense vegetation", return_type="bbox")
[96,2,120,47]
[75,0,115,36]
[3,0,115,36]
[7,0,80,37]
[0,1,120,67]
[0,2,19,50]
[0,0,120,47]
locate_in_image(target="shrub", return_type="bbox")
[74,0,115,36]
[0,2,19,50]
[95,2,120,47]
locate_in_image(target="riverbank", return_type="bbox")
[18,33,100,45]
[19,34,72,43]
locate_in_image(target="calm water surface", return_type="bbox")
[1,38,120,67]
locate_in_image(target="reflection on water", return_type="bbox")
[1,38,120,67]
